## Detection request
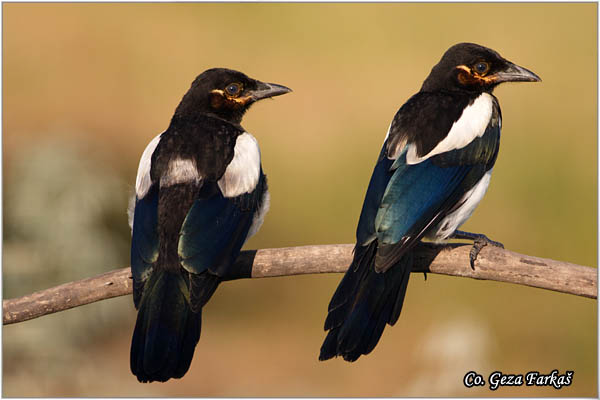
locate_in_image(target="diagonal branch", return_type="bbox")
[3,243,596,325]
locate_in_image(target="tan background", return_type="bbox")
[3,3,597,397]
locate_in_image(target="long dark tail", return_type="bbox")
[319,241,412,362]
[130,269,219,383]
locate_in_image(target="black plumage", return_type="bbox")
[130,68,290,382]
[320,43,540,362]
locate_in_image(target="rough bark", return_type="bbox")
[3,243,596,325]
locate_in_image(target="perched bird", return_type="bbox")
[320,43,540,362]
[128,68,291,382]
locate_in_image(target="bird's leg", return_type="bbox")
[452,230,504,270]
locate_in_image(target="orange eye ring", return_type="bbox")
[473,61,490,76]
[225,82,242,97]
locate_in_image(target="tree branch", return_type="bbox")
[3,243,596,325]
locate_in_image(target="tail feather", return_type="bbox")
[130,270,201,383]
[173,310,202,379]
[189,272,221,313]
[389,253,412,325]
[324,244,375,330]
[319,241,411,362]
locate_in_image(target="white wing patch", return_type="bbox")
[406,93,493,165]
[135,133,162,198]
[218,132,261,198]
[428,170,493,241]
[160,157,201,187]
[245,189,270,243]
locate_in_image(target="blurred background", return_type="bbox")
[2,3,597,397]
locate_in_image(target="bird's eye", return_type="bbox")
[225,83,242,96]
[474,62,490,75]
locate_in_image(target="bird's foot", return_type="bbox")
[452,230,504,270]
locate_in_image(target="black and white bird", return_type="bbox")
[319,43,540,362]
[128,68,291,382]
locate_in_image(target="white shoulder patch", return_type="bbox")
[160,157,201,187]
[218,132,261,198]
[406,93,493,165]
[135,133,162,198]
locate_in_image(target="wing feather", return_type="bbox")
[361,98,501,272]
[130,184,160,308]
[178,173,267,278]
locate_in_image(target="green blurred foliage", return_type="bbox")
[2,2,597,397]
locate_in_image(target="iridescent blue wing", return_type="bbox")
[178,174,267,278]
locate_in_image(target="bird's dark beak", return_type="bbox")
[494,61,542,83]
[250,82,292,101]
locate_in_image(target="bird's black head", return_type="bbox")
[421,43,541,93]
[173,68,292,125]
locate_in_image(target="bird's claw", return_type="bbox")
[468,234,504,269]
[453,230,503,270]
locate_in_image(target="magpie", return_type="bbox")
[319,43,540,362]
[128,68,291,382]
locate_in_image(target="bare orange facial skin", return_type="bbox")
[456,65,475,85]
[210,89,252,110]
[456,65,496,86]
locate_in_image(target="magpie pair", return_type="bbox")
[128,43,539,382]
